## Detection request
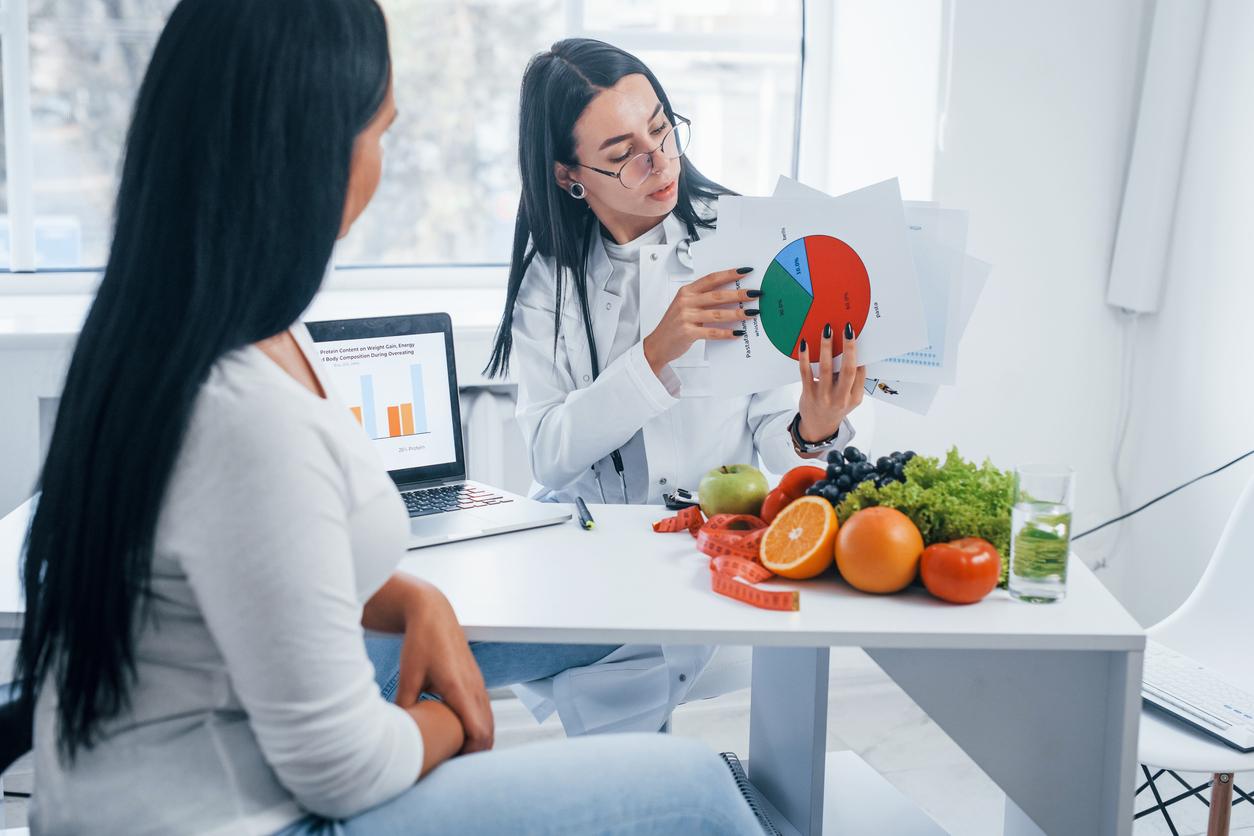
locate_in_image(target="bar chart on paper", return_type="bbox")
[349,364,430,440]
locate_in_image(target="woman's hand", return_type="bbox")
[643,268,759,376]
[796,321,866,447]
[393,581,494,755]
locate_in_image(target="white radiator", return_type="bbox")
[458,386,532,495]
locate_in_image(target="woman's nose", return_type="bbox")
[649,153,672,177]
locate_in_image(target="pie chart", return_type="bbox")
[759,235,872,360]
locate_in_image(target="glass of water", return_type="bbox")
[1009,465,1075,603]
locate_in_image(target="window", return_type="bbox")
[337,0,803,265]
[334,0,566,267]
[576,1,802,198]
[27,0,176,269]
[5,0,805,273]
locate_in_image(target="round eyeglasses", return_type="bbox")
[576,115,691,190]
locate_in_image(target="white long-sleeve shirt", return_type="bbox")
[31,329,421,836]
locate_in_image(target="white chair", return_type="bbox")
[1137,472,1254,835]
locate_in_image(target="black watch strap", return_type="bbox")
[789,412,841,454]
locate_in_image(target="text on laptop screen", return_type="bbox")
[312,331,458,472]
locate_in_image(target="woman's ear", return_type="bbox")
[554,162,578,193]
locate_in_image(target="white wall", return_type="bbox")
[823,0,1151,601]
[1117,0,1254,625]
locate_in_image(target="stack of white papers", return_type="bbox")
[682,177,990,414]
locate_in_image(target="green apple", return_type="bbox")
[698,464,770,517]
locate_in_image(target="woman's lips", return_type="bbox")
[648,180,677,200]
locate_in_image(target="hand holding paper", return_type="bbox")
[692,179,931,397]
[649,176,990,414]
[641,267,758,375]
[796,321,868,443]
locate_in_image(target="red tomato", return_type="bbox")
[920,537,1001,604]
[778,466,827,499]
[759,489,790,523]
[761,466,827,523]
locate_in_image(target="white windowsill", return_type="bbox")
[0,265,514,385]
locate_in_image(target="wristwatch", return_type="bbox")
[788,412,841,455]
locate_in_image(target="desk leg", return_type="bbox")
[869,647,1143,836]
[748,647,830,836]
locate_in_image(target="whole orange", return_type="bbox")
[835,507,924,594]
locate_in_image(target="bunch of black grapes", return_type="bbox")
[805,447,917,507]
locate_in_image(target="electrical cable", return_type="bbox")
[1073,448,1254,541]
[1093,310,1139,569]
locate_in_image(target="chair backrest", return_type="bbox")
[1150,470,1254,663]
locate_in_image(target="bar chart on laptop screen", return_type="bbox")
[352,364,429,440]
[309,330,458,472]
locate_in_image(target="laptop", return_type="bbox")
[304,313,570,548]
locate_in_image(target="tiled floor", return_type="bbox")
[3,647,1253,834]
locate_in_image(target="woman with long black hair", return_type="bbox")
[14,3,765,833]
[486,38,868,738]
[487,39,867,502]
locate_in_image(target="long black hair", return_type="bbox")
[484,38,732,378]
[16,0,391,759]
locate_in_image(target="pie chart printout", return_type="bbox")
[759,235,872,360]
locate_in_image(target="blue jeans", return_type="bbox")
[363,637,621,700]
[274,640,765,835]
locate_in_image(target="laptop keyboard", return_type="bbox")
[401,483,512,518]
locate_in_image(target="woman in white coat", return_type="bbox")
[484,39,869,736]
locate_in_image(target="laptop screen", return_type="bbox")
[304,313,465,485]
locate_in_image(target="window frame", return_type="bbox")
[2,0,37,272]
[0,0,823,281]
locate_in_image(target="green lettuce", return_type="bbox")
[835,448,1014,584]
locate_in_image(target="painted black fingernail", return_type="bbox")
[799,339,807,353]
[732,329,746,337]
[745,308,760,316]
[823,323,832,339]
[844,322,854,340]
[746,289,762,298]
[736,267,753,274]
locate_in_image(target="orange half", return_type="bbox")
[759,496,838,579]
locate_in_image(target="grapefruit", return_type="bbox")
[835,507,924,593]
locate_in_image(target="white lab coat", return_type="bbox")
[508,209,857,734]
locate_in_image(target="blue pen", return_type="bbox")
[575,497,596,530]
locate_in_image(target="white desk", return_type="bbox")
[396,504,1145,836]
[0,500,1145,834]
